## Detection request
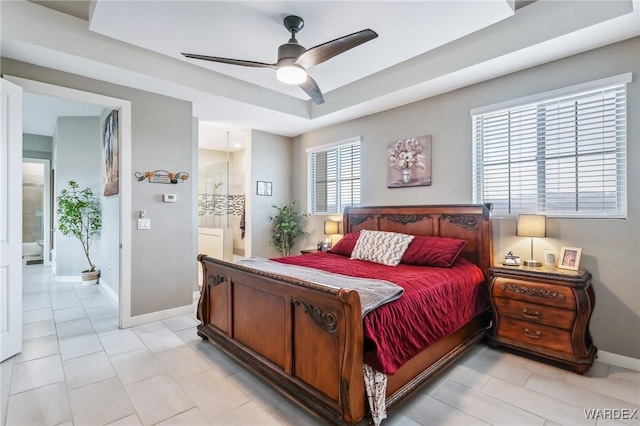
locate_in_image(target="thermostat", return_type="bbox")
[163,194,177,203]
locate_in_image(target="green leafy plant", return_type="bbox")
[56,180,102,272]
[270,202,306,256]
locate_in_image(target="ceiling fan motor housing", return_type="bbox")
[278,42,306,63]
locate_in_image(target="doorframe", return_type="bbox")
[21,158,51,266]
[6,75,133,328]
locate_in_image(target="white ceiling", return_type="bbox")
[88,1,515,100]
[2,1,639,151]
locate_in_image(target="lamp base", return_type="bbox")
[524,259,542,267]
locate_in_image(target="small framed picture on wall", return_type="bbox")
[256,181,272,196]
[558,246,582,271]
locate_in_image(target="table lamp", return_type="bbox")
[324,220,340,248]
[516,214,546,267]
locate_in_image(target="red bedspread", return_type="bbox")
[274,252,486,375]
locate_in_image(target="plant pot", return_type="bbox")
[81,270,100,285]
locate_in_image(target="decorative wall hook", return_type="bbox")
[135,170,189,184]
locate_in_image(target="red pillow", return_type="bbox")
[401,235,467,267]
[328,232,360,257]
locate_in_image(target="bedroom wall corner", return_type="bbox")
[250,130,293,258]
[291,37,640,361]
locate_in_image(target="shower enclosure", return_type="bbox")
[198,161,234,266]
[198,161,229,229]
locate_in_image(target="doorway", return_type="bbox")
[21,158,50,266]
[7,75,133,328]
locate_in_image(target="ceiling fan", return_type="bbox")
[181,15,378,105]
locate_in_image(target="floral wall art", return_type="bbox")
[387,135,432,188]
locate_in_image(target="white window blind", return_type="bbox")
[472,75,629,218]
[308,138,361,214]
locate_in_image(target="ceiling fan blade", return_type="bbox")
[295,29,378,69]
[181,53,276,69]
[299,76,325,105]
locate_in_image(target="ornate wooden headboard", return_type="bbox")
[343,204,493,276]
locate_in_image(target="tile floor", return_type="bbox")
[2,264,639,425]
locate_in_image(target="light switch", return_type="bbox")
[137,218,151,230]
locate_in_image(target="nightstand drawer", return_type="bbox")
[496,317,574,355]
[492,277,575,310]
[493,297,575,330]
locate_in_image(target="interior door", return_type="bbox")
[1,79,23,361]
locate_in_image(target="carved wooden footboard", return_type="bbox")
[197,204,493,425]
[197,257,366,423]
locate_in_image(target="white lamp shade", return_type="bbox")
[276,65,307,85]
[324,220,339,235]
[516,214,546,238]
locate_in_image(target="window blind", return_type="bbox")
[308,139,361,214]
[472,77,629,218]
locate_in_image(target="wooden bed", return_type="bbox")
[197,204,493,425]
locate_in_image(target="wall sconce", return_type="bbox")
[516,214,546,267]
[135,170,189,184]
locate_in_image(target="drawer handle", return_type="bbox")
[522,309,540,319]
[524,328,541,339]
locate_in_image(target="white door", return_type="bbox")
[1,79,23,361]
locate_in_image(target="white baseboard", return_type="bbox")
[99,278,119,307]
[54,275,81,282]
[597,350,640,372]
[129,304,195,327]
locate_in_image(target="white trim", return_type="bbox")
[119,100,132,329]
[597,350,640,372]
[193,290,200,301]
[129,304,195,327]
[304,136,361,154]
[99,278,119,307]
[5,75,133,330]
[470,72,633,116]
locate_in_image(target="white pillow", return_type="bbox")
[350,230,414,266]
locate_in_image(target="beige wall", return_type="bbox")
[250,130,293,258]
[293,38,640,359]
[2,58,196,317]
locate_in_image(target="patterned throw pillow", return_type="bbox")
[350,230,415,266]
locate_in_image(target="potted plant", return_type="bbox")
[56,180,102,284]
[269,202,306,256]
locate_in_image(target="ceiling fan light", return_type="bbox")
[276,65,307,85]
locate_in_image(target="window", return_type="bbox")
[472,74,630,218]
[307,137,361,214]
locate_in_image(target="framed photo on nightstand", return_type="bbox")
[558,246,582,270]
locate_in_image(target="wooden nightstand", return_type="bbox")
[300,249,319,254]
[487,265,597,374]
